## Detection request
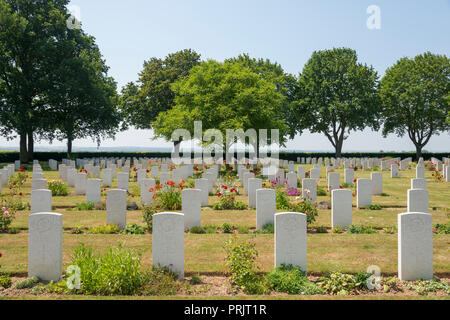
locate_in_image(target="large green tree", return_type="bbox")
[291,48,381,157]
[380,52,450,160]
[152,59,288,160]
[119,49,201,149]
[0,0,72,162]
[42,30,121,157]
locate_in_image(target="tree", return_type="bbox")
[42,30,121,157]
[0,0,72,162]
[380,52,450,160]
[291,48,381,157]
[119,49,201,150]
[152,59,288,161]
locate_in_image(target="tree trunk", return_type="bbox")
[67,138,73,158]
[335,138,343,158]
[27,130,34,162]
[415,144,423,162]
[19,133,28,163]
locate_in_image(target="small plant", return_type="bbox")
[0,273,12,289]
[220,223,233,234]
[120,224,146,235]
[332,227,343,234]
[190,226,206,234]
[253,224,274,234]
[142,267,182,296]
[406,278,450,296]
[154,182,182,210]
[317,186,327,196]
[276,189,291,210]
[205,225,218,234]
[434,222,450,234]
[14,277,40,289]
[68,243,146,295]
[267,265,323,295]
[237,226,249,234]
[318,272,371,295]
[87,224,119,234]
[47,180,69,196]
[76,201,95,211]
[213,184,246,210]
[223,237,268,295]
[142,206,157,233]
[0,207,15,233]
[190,274,202,285]
[383,226,398,234]
[290,199,319,225]
[347,225,378,234]
[316,226,328,233]
[71,226,84,234]
[367,204,382,210]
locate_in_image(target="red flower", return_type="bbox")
[19,192,23,196]
[340,186,343,189]
[353,179,357,183]
[217,193,222,197]
[0,253,2,257]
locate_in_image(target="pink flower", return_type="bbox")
[4,211,9,216]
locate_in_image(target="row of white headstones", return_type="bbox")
[14,159,444,285]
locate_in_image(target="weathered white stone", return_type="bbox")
[310,168,320,180]
[248,178,262,208]
[75,173,87,195]
[328,172,340,192]
[344,169,354,185]
[151,166,159,178]
[137,168,147,185]
[102,169,112,187]
[391,164,399,178]
[33,172,44,180]
[411,178,427,190]
[398,212,433,281]
[182,189,201,230]
[195,179,209,207]
[32,179,47,191]
[275,212,307,271]
[357,179,372,208]
[302,179,317,202]
[286,172,297,189]
[407,189,429,213]
[332,189,352,229]
[243,172,255,195]
[446,165,450,182]
[141,179,156,206]
[86,179,101,204]
[30,189,52,214]
[106,189,127,230]
[67,168,77,187]
[371,172,383,195]
[256,189,276,229]
[160,172,171,186]
[117,172,129,191]
[288,163,295,173]
[297,166,306,180]
[28,212,62,282]
[152,212,184,279]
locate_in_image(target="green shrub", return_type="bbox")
[120,224,146,235]
[205,225,218,234]
[383,226,397,234]
[405,278,450,295]
[14,277,39,289]
[276,189,291,210]
[190,226,206,234]
[332,227,343,234]
[0,274,12,289]
[237,226,249,234]
[267,265,323,295]
[318,272,371,295]
[76,201,95,211]
[223,237,268,295]
[71,226,84,235]
[347,225,378,234]
[290,199,319,225]
[253,223,274,234]
[156,188,182,210]
[190,274,202,285]
[317,186,327,196]
[142,206,157,233]
[367,204,382,210]
[316,226,328,233]
[47,180,69,196]
[220,223,233,234]
[434,223,450,234]
[68,243,146,295]
[87,224,119,234]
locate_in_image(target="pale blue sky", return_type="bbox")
[1,0,449,151]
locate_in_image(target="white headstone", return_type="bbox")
[328,172,340,192]
[182,189,201,230]
[407,189,429,213]
[344,169,354,185]
[102,169,112,187]
[86,179,101,204]
[302,178,317,202]
[371,172,383,195]
[411,178,427,190]
[275,212,307,271]
[106,189,127,230]
[28,212,62,282]
[398,212,433,281]
[152,212,184,279]
[75,173,87,195]
[30,189,52,214]
[195,179,209,207]
[32,178,47,191]
[332,189,352,229]
[117,172,129,191]
[256,189,276,229]
[357,179,372,208]
[248,178,262,208]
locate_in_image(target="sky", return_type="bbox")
[1,0,449,152]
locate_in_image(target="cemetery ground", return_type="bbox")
[0,162,449,300]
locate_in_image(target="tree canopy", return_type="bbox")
[380,52,450,159]
[290,48,381,157]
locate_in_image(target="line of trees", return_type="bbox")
[0,1,448,163]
